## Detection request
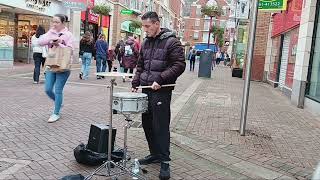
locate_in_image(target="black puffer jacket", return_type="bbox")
[132,29,186,90]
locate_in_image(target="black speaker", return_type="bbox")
[87,124,116,153]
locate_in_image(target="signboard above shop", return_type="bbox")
[121,9,134,15]
[229,0,250,20]
[259,0,288,11]
[63,0,93,11]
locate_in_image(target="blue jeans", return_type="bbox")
[81,52,92,79]
[45,71,70,115]
[96,55,107,73]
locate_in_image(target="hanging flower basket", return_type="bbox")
[92,4,111,16]
[201,5,222,17]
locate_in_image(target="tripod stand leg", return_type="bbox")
[123,123,128,167]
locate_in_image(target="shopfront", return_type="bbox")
[306,0,320,103]
[0,0,69,67]
[267,0,302,96]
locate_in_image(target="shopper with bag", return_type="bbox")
[79,31,95,80]
[95,34,108,79]
[38,14,74,123]
[31,26,47,84]
[122,37,138,82]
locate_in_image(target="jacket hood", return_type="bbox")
[147,28,176,40]
[159,28,176,40]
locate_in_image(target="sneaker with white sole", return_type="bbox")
[48,114,60,123]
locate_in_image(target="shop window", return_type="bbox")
[307,4,320,102]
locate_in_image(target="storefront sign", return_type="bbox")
[259,0,287,11]
[63,0,93,10]
[121,9,134,15]
[80,0,98,24]
[81,9,99,24]
[25,0,52,12]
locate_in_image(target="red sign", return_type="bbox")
[81,0,98,24]
[81,10,99,24]
[272,0,302,37]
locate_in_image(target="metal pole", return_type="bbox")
[107,78,115,174]
[207,16,213,48]
[239,0,259,136]
[231,0,238,60]
[84,0,89,33]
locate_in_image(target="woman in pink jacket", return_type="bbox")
[38,14,74,123]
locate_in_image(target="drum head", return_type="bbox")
[113,92,147,98]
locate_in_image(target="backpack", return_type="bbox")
[124,44,134,56]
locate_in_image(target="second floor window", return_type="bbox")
[193,31,199,40]
[195,19,200,27]
[196,7,201,16]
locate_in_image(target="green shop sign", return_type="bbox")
[259,0,287,11]
[121,21,142,35]
[121,9,134,15]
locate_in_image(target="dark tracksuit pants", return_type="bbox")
[142,89,172,162]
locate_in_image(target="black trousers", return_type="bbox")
[33,53,46,82]
[107,60,112,72]
[190,59,195,71]
[142,89,172,162]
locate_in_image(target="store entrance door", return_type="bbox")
[15,20,32,63]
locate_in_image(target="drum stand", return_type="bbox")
[85,78,146,180]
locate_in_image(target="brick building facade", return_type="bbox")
[182,0,229,46]
[243,12,271,81]
[109,0,185,46]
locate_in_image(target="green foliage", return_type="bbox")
[210,26,225,47]
[129,20,142,30]
[201,5,222,17]
[92,4,111,16]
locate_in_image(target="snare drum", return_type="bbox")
[112,92,148,114]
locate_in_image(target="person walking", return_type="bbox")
[216,51,221,65]
[131,12,186,180]
[122,36,139,82]
[38,14,74,123]
[31,25,47,84]
[115,39,125,72]
[108,46,116,72]
[189,49,196,71]
[95,34,108,79]
[79,31,95,80]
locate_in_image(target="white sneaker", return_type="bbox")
[48,114,60,123]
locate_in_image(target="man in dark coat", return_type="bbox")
[132,12,186,180]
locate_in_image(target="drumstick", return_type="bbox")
[137,84,176,89]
